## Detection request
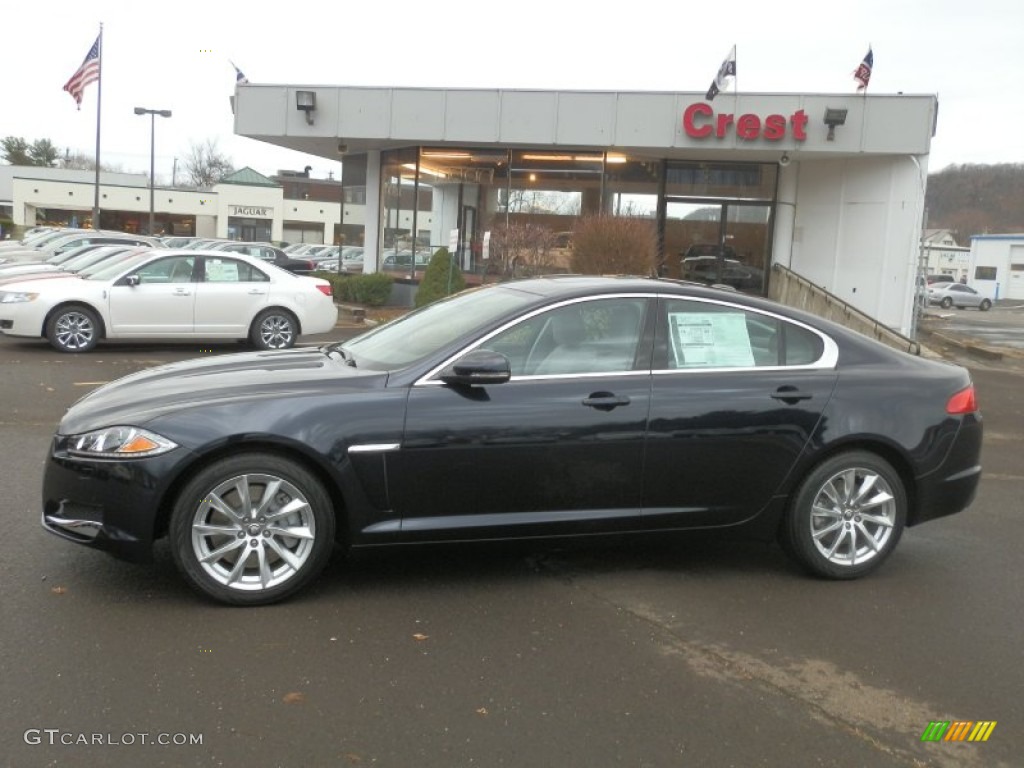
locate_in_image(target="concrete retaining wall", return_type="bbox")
[769,264,920,355]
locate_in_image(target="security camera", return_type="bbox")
[779,152,791,167]
[337,143,348,155]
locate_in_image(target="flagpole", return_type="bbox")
[92,23,103,229]
[733,44,739,114]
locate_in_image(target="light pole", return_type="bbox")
[133,107,171,235]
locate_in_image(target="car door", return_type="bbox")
[192,256,271,336]
[950,284,980,307]
[107,255,197,336]
[387,296,654,540]
[642,296,839,528]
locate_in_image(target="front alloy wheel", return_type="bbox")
[170,453,335,605]
[47,305,100,352]
[781,451,906,579]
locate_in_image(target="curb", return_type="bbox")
[918,328,1008,362]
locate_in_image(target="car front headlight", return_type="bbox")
[67,426,178,458]
[0,291,39,303]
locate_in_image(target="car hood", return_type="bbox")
[59,346,388,434]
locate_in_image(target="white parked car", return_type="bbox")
[0,232,159,265]
[0,249,338,353]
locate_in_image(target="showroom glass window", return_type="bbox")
[380,147,428,276]
[662,161,777,293]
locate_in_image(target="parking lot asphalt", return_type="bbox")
[917,300,1024,367]
[1,313,1022,767]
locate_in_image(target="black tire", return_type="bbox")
[940,297,953,309]
[46,304,101,353]
[780,451,906,580]
[250,308,298,350]
[979,299,992,311]
[169,453,336,605]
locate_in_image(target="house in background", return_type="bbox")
[921,229,970,280]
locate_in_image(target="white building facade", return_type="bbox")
[233,85,939,335]
[0,165,348,246]
[969,234,1024,301]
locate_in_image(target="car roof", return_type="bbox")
[489,275,900,354]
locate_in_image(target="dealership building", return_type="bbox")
[231,84,938,335]
[2,86,940,335]
[0,164,348,245]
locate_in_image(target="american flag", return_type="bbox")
[232,61,248,85]
[854,47,873,92]
[63,34,101,108]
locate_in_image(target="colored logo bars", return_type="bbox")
[921,721,997,742]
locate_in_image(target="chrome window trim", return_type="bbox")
[414,291,839,387]
[656,295,839,372]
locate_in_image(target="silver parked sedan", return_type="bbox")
[927,283,992,311]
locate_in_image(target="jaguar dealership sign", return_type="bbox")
[229,205,272,217]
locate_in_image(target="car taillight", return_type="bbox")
[316,284,333,297]
[946,384,978,414]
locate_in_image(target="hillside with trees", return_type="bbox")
[926,163,1024,242]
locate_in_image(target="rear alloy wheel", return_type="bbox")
[251,309,298,350]
[170,453,336,605]
[781,451,906,579]
[980,299,992,311]
[940,297,953,309]
[47,305,100,353]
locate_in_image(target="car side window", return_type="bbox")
[202,257,269,283]
[658,298,823,369]
[133,256,195,284]
[486,298,647,376]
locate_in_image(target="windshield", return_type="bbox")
[343,284,542,370]
[85,252,153,280]
[63,247,125,271]
[27,230,78,248]
[76,249,144,275]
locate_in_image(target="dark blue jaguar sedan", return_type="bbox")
[42,276,982,605]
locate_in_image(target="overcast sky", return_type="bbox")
[5,0,1021,182]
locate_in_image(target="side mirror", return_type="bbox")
[121,274,141,287]
[440,350,511,386]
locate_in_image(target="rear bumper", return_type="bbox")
[910,413,983,526]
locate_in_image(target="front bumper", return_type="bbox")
[0,300,45,337]
[41,436,195,562]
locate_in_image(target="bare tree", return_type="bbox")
[487,222,558,277]
[570,215,658,276]
[59,150,123,173]
[181,139,234,188]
